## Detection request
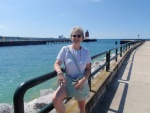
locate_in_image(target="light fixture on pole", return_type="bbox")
[138,34,140,39]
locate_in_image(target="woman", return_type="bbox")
[52,27,91,113]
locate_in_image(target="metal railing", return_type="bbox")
[13,40,145,113]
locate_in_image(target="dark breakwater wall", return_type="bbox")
[0,39,97,47]
[0,39,72,47]
[120,39,144,44]
[0,41,47,46]
[83,39,97,42]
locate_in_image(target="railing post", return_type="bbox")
[13,84,26,113]
[106,50,110,71]
[124,45,126,53]
[120,46,122,57]
[122,45,124,53]
[89,72,92,91]
[116,48,118,62]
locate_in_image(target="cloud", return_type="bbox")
[0,6,4,9]
[60,13,67,16]
[0,26,7,29]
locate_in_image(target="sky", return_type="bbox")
[0,0,150,39]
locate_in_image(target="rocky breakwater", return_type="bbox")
[0,88,55,113]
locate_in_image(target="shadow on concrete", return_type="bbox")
[92,46,142,113]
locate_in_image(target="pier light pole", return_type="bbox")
[138,34,140,39]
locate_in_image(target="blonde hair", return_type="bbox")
[70,27,84,39]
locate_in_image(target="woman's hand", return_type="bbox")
[75,63,91,90]
[57,73,66,86]
[75,77,87,90]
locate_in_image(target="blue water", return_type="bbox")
[0,39,120,105]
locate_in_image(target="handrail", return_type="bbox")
[91,51,108,60]
[13,40,145,113]
[13,71,57,113]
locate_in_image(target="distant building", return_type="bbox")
[58,35,65,39]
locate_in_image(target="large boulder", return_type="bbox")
[40,88,54,97]
[0,103,14,113]
[24,99,37,113]
[25,88,54,113]
[0,88,55,113]
[35,93,53,109]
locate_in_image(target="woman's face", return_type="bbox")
[71,30,83,44]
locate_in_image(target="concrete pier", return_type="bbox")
[50,41,147,113]
[92,41,150,113]
[0,39,71,46]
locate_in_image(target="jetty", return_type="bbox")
[120,39,144,44]
[83,39,97,42]
[0,39,71,47]
[0,38,97,47]
[92,41,150,113]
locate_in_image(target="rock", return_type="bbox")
[0,88,55,113]
[0,103,14,113]
[25,88,54,113]
[35,94,53,109]
[24,99,37,113]
[40,88,54,97]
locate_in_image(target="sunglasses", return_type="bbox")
[72,34,82,38]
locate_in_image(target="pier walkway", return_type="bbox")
[92,41,150,113]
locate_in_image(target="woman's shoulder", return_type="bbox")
[61,45,69,49]
[61,45,71,52]
[82,46,89,52]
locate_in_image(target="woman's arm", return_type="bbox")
[82,63,91,81]
[54,59,66,85]
[54,59,62,73]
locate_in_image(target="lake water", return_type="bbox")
[0,39,120,105]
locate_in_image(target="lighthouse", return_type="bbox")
[85,30,89,39]
[83,30,97,42]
